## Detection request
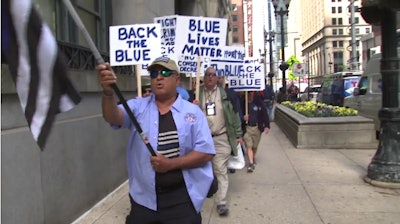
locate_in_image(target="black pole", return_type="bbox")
[280,11,287,92]
[111,84,156,156]
[363,7,400,186]
[268,0,274,89]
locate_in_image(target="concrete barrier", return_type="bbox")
[274,104,378,149]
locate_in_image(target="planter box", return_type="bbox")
[274,104,378,149]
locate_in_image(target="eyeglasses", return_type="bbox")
[149,70,174,79]
[205,73,217,78]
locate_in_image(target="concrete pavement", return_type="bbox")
[72,122,400,224]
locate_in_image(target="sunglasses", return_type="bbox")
[149,70,174,79]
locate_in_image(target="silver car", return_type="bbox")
[300,85,321,102]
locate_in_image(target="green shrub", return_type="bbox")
[281,101,358,117]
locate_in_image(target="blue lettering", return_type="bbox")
[188,19,221,33]
[186,33,221,46]
[156,18,176,27]
[118,26,157,40]
[136,27,145,38]
[147,26,157,38]
[118,28,128,40]
[116,50,125,62]
[182,45,222,57]
[189,19,197,31]
[115,49,151,62]
[127,39,147,48]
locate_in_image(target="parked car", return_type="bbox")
[318,71,362,106]
[344,53,400,138]
[300,84,321,102]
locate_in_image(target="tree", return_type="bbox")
[286,55,300,80]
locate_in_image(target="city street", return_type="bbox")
[73,122,400,224]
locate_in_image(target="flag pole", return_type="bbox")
[62,0,156,156]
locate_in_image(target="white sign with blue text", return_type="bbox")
[208,46,245,77]
[176,55,210,74]
[175,16,227,59]
[154,15,177,59]
[228,58,265,91]
[109,23,161,66]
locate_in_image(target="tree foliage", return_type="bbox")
[286,55,300,80]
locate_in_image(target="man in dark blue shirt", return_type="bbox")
[260,84,276,121]
[242,91,270,172]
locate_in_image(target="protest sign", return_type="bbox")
[154,15,177,58]
[228,57,265,91]
[109,23,161,66]
[208,46,245,77]
[176,55,212,75]
[175,16,227,59]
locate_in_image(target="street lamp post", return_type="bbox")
[267,0,275,90]
[273,0,290,95]
[361,0,400,187]
[259,48,268,83]
[264,30,275,88]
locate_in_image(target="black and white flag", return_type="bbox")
[2,0,82,150]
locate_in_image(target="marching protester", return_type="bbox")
[141,84,152,97]
[217,76,243,124]
[97,56,216,224]
[288,81,300,102]
[192,67,243,216]
[242,91,270,173]
[260,82,276,121]
[217,75,245,174]
[277,87,286,103]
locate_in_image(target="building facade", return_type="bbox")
[299,0,371,84]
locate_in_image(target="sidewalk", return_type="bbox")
[73,122,400,224]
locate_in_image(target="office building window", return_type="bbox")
[366,27,371,33]
[333,29,338,35]
[333,51,344,72]
[338,29,344,35]
[349,40,360,47]
[333,41,343,48]
[232,15,238,22]
[332,18,337,25]
[233,26,238,32]
[338,7,342,13]
[56,0,111,52]
[348,5,359,13]
[332,7,336,13]
[233,36,239,43]
[349,17,359,24]
[338,18,343,25]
